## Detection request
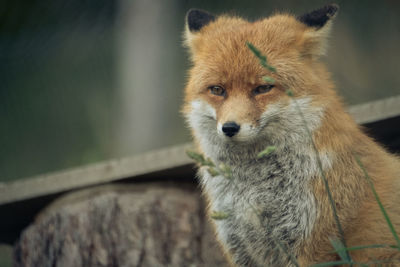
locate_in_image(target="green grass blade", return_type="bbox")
[311,260,351,267]
[287,90,351,261]
[246,42,267,63]
[262,76,275,84]
[360,258,400,265]
[354,154,400,250]
[330,244,386,253]
[246,41,277,72]
[257,146,276,158]
[210,211,230,220]
[207,167,220,177]
[186,150,206,164]
[330,238,351,261]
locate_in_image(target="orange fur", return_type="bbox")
[183,8,400,266]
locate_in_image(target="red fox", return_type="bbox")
[183,4,400,267]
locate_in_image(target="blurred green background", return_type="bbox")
[0,0,400,265]
[1,0,400,184]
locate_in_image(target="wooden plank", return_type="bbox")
[0,143,193,205]
[349,95,400,124]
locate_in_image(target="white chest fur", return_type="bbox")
[187,97,330,266]
[199,145,321,266]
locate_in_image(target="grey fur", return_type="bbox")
[187,98,330,266]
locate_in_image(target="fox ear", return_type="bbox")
[298,4,339,29]
[297,4,339,57]
[186,9,215,32]
[184,9,215,49]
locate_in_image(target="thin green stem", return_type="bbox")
[310,260,351,267]
[246,41,350,265]
[289,93,351,262]
[354,154,400,250]
[330,243,398,253]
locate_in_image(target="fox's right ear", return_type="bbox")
[184,9,215,50]
[297,4,339,57]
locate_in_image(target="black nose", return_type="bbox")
[222,122,240,137]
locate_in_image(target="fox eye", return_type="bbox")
[253,85,274,96]
[208,85,226,97]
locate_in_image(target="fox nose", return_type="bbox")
[222,122,240,137]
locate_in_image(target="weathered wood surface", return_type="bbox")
[0,144,193,205]
[14,183,229,267]
[348,95,400,124]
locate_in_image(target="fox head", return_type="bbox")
[183,5,339,152]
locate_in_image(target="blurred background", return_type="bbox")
[1,0,400,184]
[0,0,399,265]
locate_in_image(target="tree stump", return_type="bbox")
[14,183,229,267]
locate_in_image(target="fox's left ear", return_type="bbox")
[184,9,215,51]
[297,4,339,57]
